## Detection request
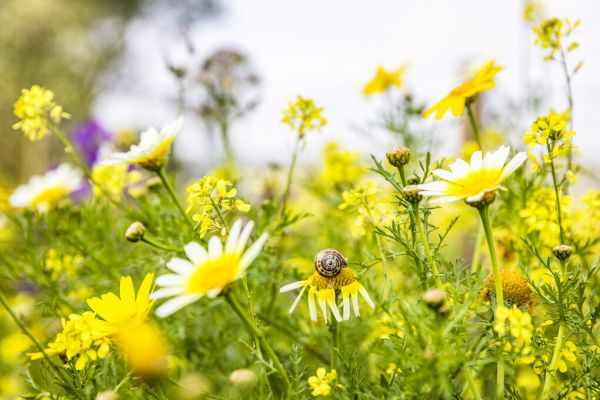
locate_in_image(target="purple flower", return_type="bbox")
[72,118,111,166]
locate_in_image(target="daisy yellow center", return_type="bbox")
[310,268,356,291]
[445,168,503,198]
[133,137,174,169]
[31,185,70,207]
[186,254,241,295]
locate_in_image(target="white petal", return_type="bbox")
[352,293,360,317]
[226,220,243,253]
[498,152,527,182]
[150,287,184,300]
[236,220,255,253]
[328,298,343,323]
[239,233,268,270]
[417,181,450,193]
[470,151,483,171]
[280,280,309,293]
[207,236,223,259]
[431,169,455,181]
[206,289,221,298]
[342,291,351,320]
[318,295,329,322]
[430,196,463,203]
[359,287,375,308]
[449,159,471,178]
[156,274,185,287]
[308,288,317,321]
[167,258,195,275]
[155,294,201,318]
[184,242,208,265]
[289,284,308,313]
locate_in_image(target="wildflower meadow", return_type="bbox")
[1,2,600,400]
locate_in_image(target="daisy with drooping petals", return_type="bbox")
[280,249,374,323]
[87,273,155,330]
[151,220,268,317]
[416,146,527,204]
[424,61,504,120]
[103,116,183,171]
[9,163,83,212]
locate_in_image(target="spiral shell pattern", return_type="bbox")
[314,249,347,278]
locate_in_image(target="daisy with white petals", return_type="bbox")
[9,163,83,212]
[104,116,183,171]
[416,145,527,204]
[151,219,268,317]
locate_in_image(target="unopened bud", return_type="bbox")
[386,147,411,167]
[96,391,119,400]
[126,222,145,242]
[552,244,573,261]
[402,185,423,203]
[407,175,420,185]
[229,368,257,389]
[465,189,498,209]
[423,288,446,310]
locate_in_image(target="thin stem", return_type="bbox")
[471,227,484,273]
[465,368,482,400]
[414,203,442,288]
[225,292,291,391]
[558,45,574,174]
[140,237,181,252]
[496,358,505,400]
[477,206,503,306]
[547,145,566,244]
[541,324,566,398]
[156,166,193,229]
[466,103,482,150]
[280,136,301,219]
[329,303,339,371]
[210,196,230,234]
[397,166,424,281]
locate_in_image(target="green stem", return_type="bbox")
[496,358,505,400]
[541,324,566,398]
[471,227,484,273]
[414,203,442,288]
[478,206,504,307]
[329,305,339,371]
[280,136,301,219]
[466,103,482,150]
[210,197,230,234]
[397,166,423,277]
[156,166,193,229]
[547,146,566,244]
[140,237,181,252]
[465,368,482,400]
[225,292,291,391]
[558,46,574,176]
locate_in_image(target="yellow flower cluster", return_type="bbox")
[339,182,393,237]
[523,1,545,24]
[186,176,251,238]
[281,96,327,138]
[12,85,70,142]
[319,142,367,190]
[519,188,572,243]
[28,312,111,371]
[534,341,578,374]
[44,249,84,280]
[363,65,406,96]
[494,306,534,357]
[533,18,580,60]
[91,164,145,200]
[308,368,337,396]
[524,111,574,171]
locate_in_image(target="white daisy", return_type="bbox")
[151,219,268,317]
[9,163,83,212]
[103,116,183,171]
[416,146,527,203]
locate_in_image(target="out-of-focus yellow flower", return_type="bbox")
[91,164,145,200]
[308,368,337,396]
[524,111,574,170]
[519,188,572,244]
[460,129,505,160]
[115,322,168,380]
[44,248,83,280]
[385,363,401,376]
[319,142,366,191]
[339,182,394,237]
[12,85,70,141]
[523,1,545,25]
[515,366,540,399]
[424,61,503,119]
[533,18,580,60]
[282,96,326,138]
[363,65,407,96]
[186,176,251,238]
[28,312,111,371]
[494,306,534,356]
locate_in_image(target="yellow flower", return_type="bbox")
[482,270,535,309]
[515,367,540,399]
[416,146,527,203]
[319,142,367,190]
[339,182,393,237]
[519,188,572,243]
[91,164,145,200]
[282,96,326,138]
[363,65,407,96]
[556,341,578,373]
[523,1,545,24]
[115,322,168,380]
[423,61,503,119]
[186,176,251,238]
[493,306,533,351]
[87,273,155,330]
[103,117,183,171]
[44,248,84,280]
[533,18,580,60]
[8,164,83,212]
[151,220,268,317]
[28,312,111,371]
[308,368,337,396]
[12,85,70,141]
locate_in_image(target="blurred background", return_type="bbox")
[1,0,599,185]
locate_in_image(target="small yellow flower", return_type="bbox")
[91,164,145,200]
[282,96,326,138]
[515,366,540,399]
[424,61,504,119]
[493,306,533,351]
[308,368,337,397]
[115,322,168,380]
[12,85,70,141]
[363,65,407,96]
[339,182,393,237]
[533,18,580,60]
[319,142,367,190]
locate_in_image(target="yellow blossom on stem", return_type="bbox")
[319,142,367,190]
[308,368,337,396]
[533,18,580,60]
[339,182,393,237]
[12,85,70,141]
[363,65,407,96]
[281,96,326,138]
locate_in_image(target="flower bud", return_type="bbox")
[465,189,498,209]
[402,185,423,203]
[552,244,573,261]
[229,368,258,389]
[96,391,119,400]
[407,175,420,185]
[125,222,145,242]
[386,147,411,167]
[423,288,446,310]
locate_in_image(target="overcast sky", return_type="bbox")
[95,0,600,175]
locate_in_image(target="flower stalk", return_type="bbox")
[156,166,194,229]
[541,324,566,398]
[414,204,442,288]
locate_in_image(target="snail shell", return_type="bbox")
[314,249,347,278]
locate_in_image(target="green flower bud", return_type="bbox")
[125,222,146,242]
[386,147,411,167]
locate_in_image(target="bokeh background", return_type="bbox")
[1,0,599,184]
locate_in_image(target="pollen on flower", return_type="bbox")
[309,268,357,291]
[483,270,535,309]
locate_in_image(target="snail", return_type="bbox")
[314,249,347,278]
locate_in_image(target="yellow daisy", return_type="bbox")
[363,65,407,96]
[87,273,155,330]
[9,164,83,212]
[280,249,374,323]
[151,220,268,317]
[416,146,527,203]
[424,61,504,119]
[103,116,183,171]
